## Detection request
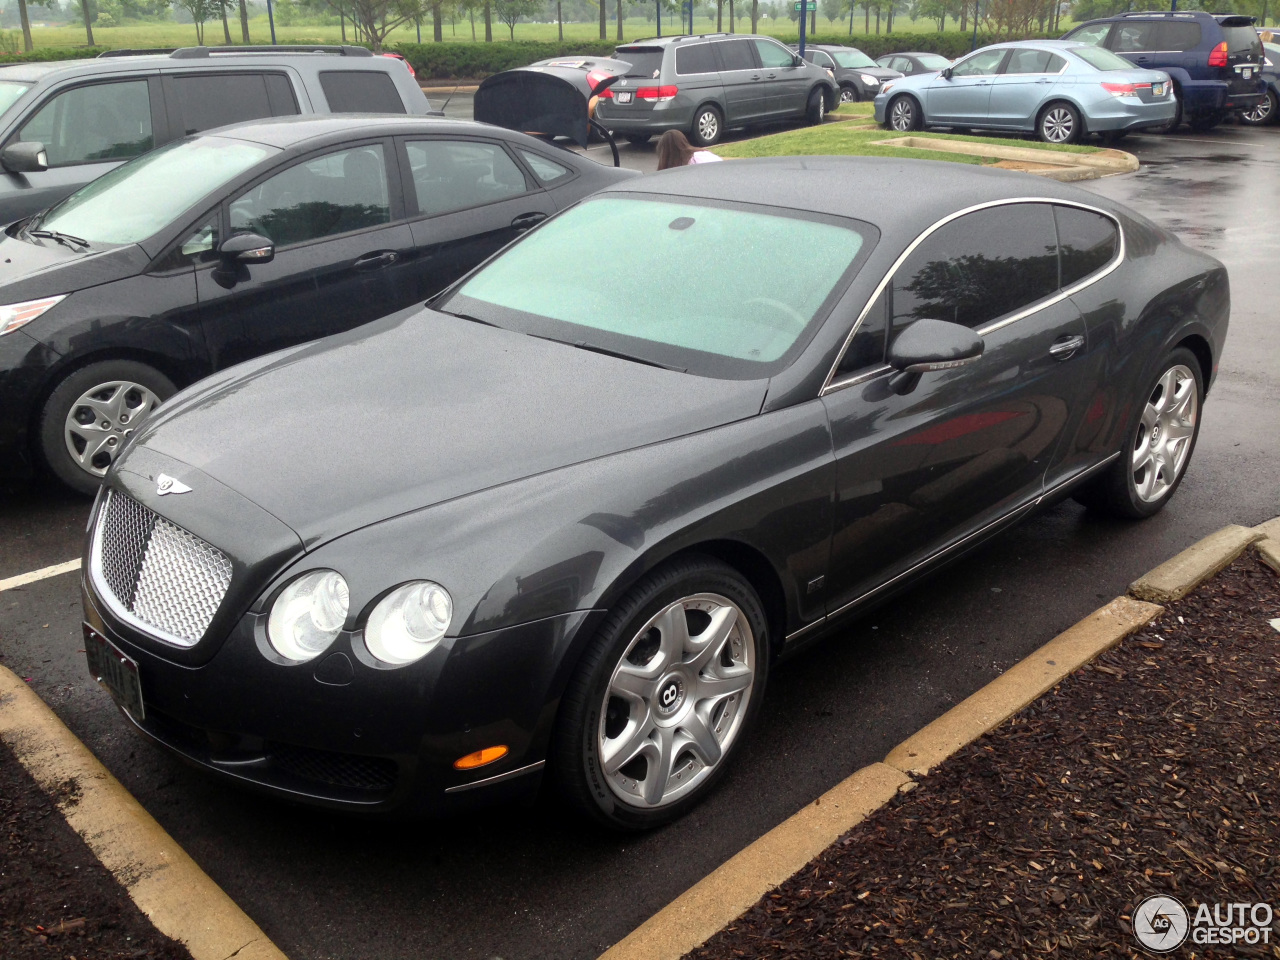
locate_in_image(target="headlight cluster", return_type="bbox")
[266,572,452,667]
[860,74,881,86]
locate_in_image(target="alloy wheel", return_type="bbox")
[598,593,755,809]
[696,110,719,143]
[889,98,915,131]
[1242,93,1274,124]
[840,86,857,104]
[1041,106,1075,143]
[1131,364,1198,503]
[64,380,161,477]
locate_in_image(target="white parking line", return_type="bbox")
[1160,136,1255,146]
[0,559,81,593]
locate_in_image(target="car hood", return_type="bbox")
[129,306,769,547]
[0,233,149,304]
[853,67,902,80]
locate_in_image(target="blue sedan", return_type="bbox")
[874,40,1176,143]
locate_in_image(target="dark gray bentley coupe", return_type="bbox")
[81,158,1228,829]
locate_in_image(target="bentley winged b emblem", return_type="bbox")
[156,473,192,496]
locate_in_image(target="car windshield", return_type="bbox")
[441,195,871,379]
[916,54,952,70]
[1071,45,1139,71]
[832,49,876,68]
[34,136,275,246]
[0,80,30,117]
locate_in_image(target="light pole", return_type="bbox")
[266,0,277,43]
[798,0,807,56]
[970,0,979,50]
[656,0,661,36]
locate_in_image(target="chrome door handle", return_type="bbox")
[1049,335,1085,360]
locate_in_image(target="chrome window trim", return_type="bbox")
[820,196,1125,398]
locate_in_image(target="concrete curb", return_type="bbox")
[1129,523,1263,603]
[1256,537,1280,576]
[0,665,288,960]
[871,134,1138,173]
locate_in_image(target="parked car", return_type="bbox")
[794,43,901,104]
[0,46,435,227]
[525,56,633,101]
[0,115,635,493]
[876,51,954,77]
[380,51,416,79]
[1061,11,1265,132]
[595,34,837,146]
[876,40,1175,143]
[1239,38,1279,124]
[81,157,1227,827]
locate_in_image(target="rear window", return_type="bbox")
[169,73,298,136]
[1072,45,1139,71]
[442,195,873,379]
[676,43,718,75]
[1222,25,1263,58]
[616,47,664,78]
[319,71,406,113]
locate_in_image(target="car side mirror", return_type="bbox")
[219,232,275,264]
[886,318,984,395]
[1,141,48,174]
[794,55,806,67]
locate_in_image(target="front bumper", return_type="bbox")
[0,329,59,481]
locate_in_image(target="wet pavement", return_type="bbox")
[1,122,1277,960]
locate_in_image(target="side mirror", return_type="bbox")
[886,318,983,395]
[794,55,806,67]
[940,67,953,80]
[1,141,48,174]
[219,232,275,264]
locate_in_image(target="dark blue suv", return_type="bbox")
[1063,11,1265,131]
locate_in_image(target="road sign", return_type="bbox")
[793,1,806,8]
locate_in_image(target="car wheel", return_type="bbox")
[1240,90,1277,125]
[806,88,826,125]
[690,105,723,147]
[553,555,769,830]
[1153,88,1182,134]
[1187,109,1225,132]
[1073,348,1202,520]
[625,134,652,145]
[1037,101,1081,144]
[839,83,858,104]
[887,95,921,132]
[39,359,176,496]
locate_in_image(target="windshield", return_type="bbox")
[35,136,275,246]
[916,54,952,70]
[0,80,30,118]
[616,47,663,78]
[441,195,871,379]
[1072,45,1138,71]
[832,49,876,68]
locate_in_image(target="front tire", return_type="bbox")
[39,359,176,496]
[805,87,826,125]
[1072,348,1203,520]
[552,556,769,830]
[625,133,652,145]
[839,83,858,104]
[1240,90,1277,125]
[690,104,723,147]
[1038,101,1081,144]
[887,94,921,132]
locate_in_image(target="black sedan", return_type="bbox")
[81,159,1227,829]
[0,115,634,493]
[876,51,955,77]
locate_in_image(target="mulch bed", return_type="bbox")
[0,736,192,959]
[690,552,1280,959]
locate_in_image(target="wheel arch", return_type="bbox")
[1173,332,1214,396]
[670,539,789,663]
[1038,97,1089,136]
[885,91,924,128]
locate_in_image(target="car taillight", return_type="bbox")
[597,86,614,98]
[635,85,679,102]
[1208,41,1228,67]
[586,68,612,91]
[1101,81,1152,97]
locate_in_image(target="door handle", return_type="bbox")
[750,74,761,81]
[765,73,777,79]
[511,212,548,231]
[1049,335,1085,360]
[354,251,398,270]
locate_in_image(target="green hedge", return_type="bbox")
[0,47,105,63]
[764,31,1057,60]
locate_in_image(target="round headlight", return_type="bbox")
[364,581,452,666]
[267,570,349,662]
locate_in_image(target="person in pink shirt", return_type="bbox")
[656,130,723,170]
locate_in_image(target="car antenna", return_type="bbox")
[438,83,461,115]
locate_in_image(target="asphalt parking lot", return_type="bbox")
[2,120,1278,960]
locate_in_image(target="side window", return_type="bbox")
[319,71,407,113]
[715,39,758,71]
[406,140,528,217]
[1046,54,1067,73]
[836,288,888,374]
[1111,22,1158,52]
[950,48,1007,77]
[229,144,391,247]
[754,39,796,69]
[676,43,718,75]
[892,57,913,73]
[518,149,571,183]
[153,213,221,271]
[1156,22,1202,51]
[169,73,299,136]
[1055,205,1119,288]
[18,80,152,167]
[1065,22,1112,46]
[1003,49,1053,74]
[888,204,1059,339]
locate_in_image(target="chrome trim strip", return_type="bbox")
[1034,450,1121,505]
[820,197,1125,398]
[444,760,546,794]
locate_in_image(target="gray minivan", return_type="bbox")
[594,34,837,146]
[0,45,435,225]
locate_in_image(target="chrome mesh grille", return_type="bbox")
[93,491,233,647]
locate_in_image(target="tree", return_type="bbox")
[239,0,250,40]
[345,0,428,50]
[79,0,95,44]
[493,0,537,38]
[16,0,32,51]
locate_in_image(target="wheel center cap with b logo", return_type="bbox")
[656,675,686,716]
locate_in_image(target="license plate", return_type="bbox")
[1153,82,1165,96]
[615,91,633,104]
[1243,67,1253,79]
[84,624,144,720]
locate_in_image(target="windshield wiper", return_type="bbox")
[569,340,685,373]
[29,229,90,249]
[440,309,498,327]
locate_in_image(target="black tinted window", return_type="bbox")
[406,140,528,216]
[170,73,298,136]
[1222,24,1262,57]
[837,288,888,373]
[676,43,718,75]
[1111,21,1158,52]
[319,71,406,113]
[18,80,152,166]
[1055,205,1118,288]
[716,39,758,71]
[1004,49,1053,74]
[890,204,1059,336]
[617,47,664,78]
[1156,21,1201,51]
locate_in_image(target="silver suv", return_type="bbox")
[595,34,837,146]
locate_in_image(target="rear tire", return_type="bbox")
[805,87,826,125]
[1240,90,1277,125]
[625,134,652,145]
[690,104,723,147]
[1037,101,1081,144]
[886,94,921,132]
[1072,347,1203,520]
